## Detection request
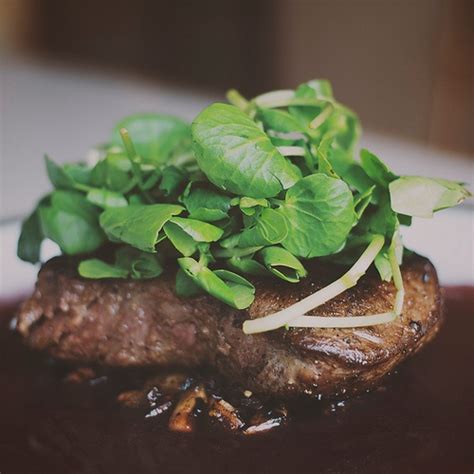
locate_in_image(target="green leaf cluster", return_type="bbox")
[18,83,470,308]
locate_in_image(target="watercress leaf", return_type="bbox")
[175,268,203,297]
[288,81,334,139]
[325,109,361,152]
[368,195,398,237]
[111,113,191,164]
[131,254,163,279]
[218,215,240,239]
[327,148,374,193]
[99,204,183,252]
[278,174,354,258]
[288,106,325,136]
[163,221,198,256]
[181,185,231,222]
[354,185,376,220]
[238,208,288,247]
[63,163,93,186]
[239,197,269,209]
[213,269,255,290]
[226,256,269,276]
[91,152,136,193]
[141,169,161,191]
[17,208,44,263]
[192,103,301,198]
[315,138,339,178]
[178,257,255,309]
[237,197,269,217]
[360,149,398,187]
[45,155,75,189]
[219,233,241,249]
[168,217,223,242]
[78,259,129,279]
[39,190,105,255]
[113,246,162,278]
[298,80,334,100]
[389,176,471,218]
[159,165,185,196]
[128,194,146,205]
[86,188,128,209]
[374,251,392,282]
[240,206,256,216]
[257,107,304,133]
[398,213,412,226]
[292,81,360,151]
[269,135,302,147]
[258,246,307,283]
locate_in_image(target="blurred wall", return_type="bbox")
[1,0,473,154]
[273,0,473,154]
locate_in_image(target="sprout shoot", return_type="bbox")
[277,146,306,157]
[242,234,385,334]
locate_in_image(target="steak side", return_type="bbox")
[16,255,442,399]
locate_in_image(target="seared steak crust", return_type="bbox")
[16,255,442,398]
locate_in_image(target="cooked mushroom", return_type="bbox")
[168,384,207,432]
[208,398,244,431]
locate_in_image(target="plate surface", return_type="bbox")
[0,288,472,474]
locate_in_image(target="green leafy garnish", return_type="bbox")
[99,204,183,252]
[192,103,301,198]
[17,80,470,322]
[277,174,354,257]
[111,113,191,164]
[39,191,105,255]
[389,176,471,218]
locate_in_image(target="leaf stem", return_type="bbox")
[226,89,250,112]
[388,236,405,315]
[253,90,333,109]
[309,104,334,129]
[119,127,154,199]
[254,90,295,108]
[119,128,137,161]
[276,146,306,157]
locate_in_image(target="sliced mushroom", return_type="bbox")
[208,398,244,431]
[168,384,207,433]
[117,390,144,408]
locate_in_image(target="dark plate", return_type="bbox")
[0,288,472,474]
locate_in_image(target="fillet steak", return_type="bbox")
[15,255,442,399]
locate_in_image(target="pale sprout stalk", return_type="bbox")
[309,104,334,130]
[242,234,385,334]
[287,234,406,330]
[254,90,295,108]
[226,89,249,112]
[277,146,306,157]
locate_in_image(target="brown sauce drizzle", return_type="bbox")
[0,287,472,473]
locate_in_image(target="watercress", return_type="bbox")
[17,80,470,324]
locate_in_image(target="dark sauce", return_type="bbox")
[1,288,473,474]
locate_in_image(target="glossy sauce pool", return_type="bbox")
[1,287,473,474]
